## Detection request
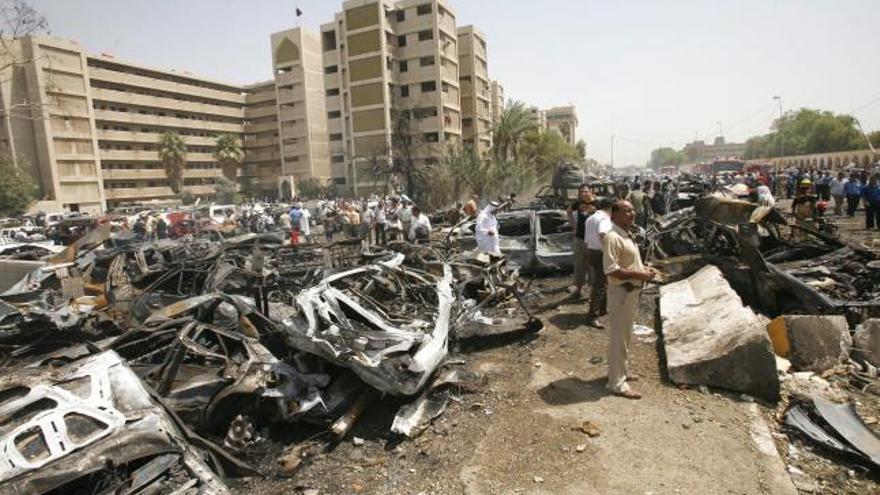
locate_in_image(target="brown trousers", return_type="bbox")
[586,248,607,317]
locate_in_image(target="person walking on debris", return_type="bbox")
[584,197,614,328]
[156,215,168,240]
[298,203,311,243]
[862,174,880,230]
[566,184,595,298]
[374,201,387,245]
[845,171,862,217]
[627,183,649,228]
[398,200,413,240]
[289,204,303,246]
[830,171,846,216]
[475,201,501,255]
[409,207,432,243]
[602,200,659,400]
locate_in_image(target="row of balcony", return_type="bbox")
[103,184,216,200]
[91,87,244,120]
[88,68,245,105]
[93,109,241,134]
[101,168,222,181]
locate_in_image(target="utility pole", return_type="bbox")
[716,121,723,141]
[773,95,783,158]
[611,134,615,168]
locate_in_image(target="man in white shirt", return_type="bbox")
[475,201,501,254]
[398,200,413,241]
[409,207,431,243]
[829,172,846,216]
[583,198,614,328]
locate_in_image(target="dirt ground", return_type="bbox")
[228,206,880,495]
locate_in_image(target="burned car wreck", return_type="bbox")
[445,209,573,273]
[0,351,241,494]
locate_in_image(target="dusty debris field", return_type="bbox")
[232,273,880,495]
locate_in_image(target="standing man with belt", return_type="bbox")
[583,197,614,328]
[603,200,658,399]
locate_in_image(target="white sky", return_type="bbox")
[37,0,880,167]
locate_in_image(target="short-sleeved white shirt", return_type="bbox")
[584,209,612,250]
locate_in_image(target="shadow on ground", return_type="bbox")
[548,312,588,330]
[537,377,612,405]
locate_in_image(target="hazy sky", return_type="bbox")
[37,0,880,166]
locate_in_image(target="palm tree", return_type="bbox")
[491,100,540,164]
[158,131,187,194]
[214,134,243,182]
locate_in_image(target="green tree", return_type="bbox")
[744,108,866,158]
[648,147,686,170]
[213,134,243,182]
[491,100,540,164]
[158,131,187,194]
[0,154,36,216]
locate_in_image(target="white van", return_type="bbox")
[195,204,236,224]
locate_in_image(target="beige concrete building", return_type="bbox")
[0,0,492,208]
[271,28,332,197]
[489,79,504,125]
[0,33,331,212]
[457,25,491,154]
[545,105,577,145]
[321,0,463,194]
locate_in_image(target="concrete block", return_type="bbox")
[853,319,880,368]
[660,265,779,401]
[781,315,850,372]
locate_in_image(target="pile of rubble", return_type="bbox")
[647,196,880,481]
[0,230,541,492]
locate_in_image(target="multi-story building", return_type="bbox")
[682,137,746,163]
[457,25,491,154]
[242,81,282,197]
[545,105,577,145]
[0,0,494,209]
[0,34,328,213]
[270,28,332,197]
[489,79,504,125]
[321,0,464,195]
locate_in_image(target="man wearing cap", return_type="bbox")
[603,200,658,399]
[475,201,501,254]
[583,197,614,328]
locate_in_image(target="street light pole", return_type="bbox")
[716,121,723,140]
[611,134,615,169]
[773,95,783,158]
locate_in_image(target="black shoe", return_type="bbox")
[586,318,604,329]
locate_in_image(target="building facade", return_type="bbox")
[489,79,504,125]
[0,0,494,210]
[683,137,746,163]
[457,25,491,155]
[544,105,577,145]
[321,0,467,195]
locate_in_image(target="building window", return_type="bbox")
[332,155,345,163]
[322,31,337,51]
[420,56,435,67]
[330,133,343,141]
[326,88,340,96]
[400,85,409,97]
[398,60,408,73]
[462,117,473,127]
[334,177,346,185]
[417,3,432,15]
[325,65,339,74]
[397,34,407,47]
[418,30,433,41]
[424,132,439,142]
[421,81,436,92]
[396,10,405,22]
[328,111,341,119]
